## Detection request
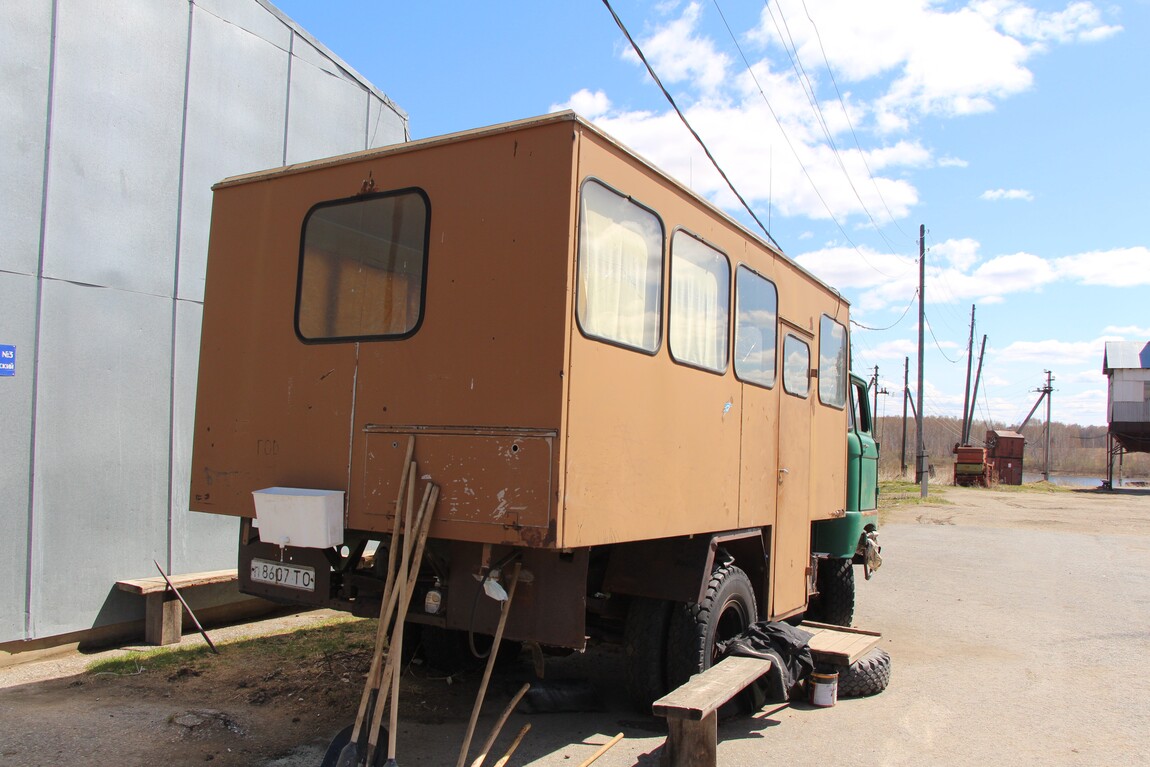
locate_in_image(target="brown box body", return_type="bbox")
[190,113,852,622]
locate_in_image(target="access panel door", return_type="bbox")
[772,330,813,617]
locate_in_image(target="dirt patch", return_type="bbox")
[0,612,497,767]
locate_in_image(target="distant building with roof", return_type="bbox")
[1102,341,1150,487]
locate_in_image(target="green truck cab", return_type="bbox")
[807,373,882,624]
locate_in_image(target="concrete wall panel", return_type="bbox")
[178,7,289,303]
[0,1,51,277]
[170,300,236,573]
[286,45,370,164]
[30,283,172,637]
[41,0,188,296]
[0,274,38,641]
[194,0,291,51]
[1,0,407,645]
[367,97,408,148]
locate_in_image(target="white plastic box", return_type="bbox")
[252,487,345,549]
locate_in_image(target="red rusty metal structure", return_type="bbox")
[952,445,991,487]
[985,430,1025,486]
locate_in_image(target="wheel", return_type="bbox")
[417,626,521,674]
[806,557,855,626]
[622,596,673,711]
[664,564,757,692]
[837,647,891,697]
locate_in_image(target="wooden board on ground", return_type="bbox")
[801,621,882,666]
[652,656,773,721]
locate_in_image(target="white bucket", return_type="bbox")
[809,671,838,707]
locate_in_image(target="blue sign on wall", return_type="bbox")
[0,345,15,377]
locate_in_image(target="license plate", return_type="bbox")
[250,558,316,592]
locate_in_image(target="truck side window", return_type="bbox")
[576,179,664,353]
[670,230,729,373]
[818,315,847,409]
[296,189,430,341]
[782,333,810,397]
[733,265,778,388]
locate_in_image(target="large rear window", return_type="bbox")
[576,179,664,353]
[296,189,430,342]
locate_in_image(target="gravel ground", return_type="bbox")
[2,484,1148,766]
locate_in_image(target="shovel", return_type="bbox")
[336,441,415,767]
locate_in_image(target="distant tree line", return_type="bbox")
[871,415,1149,479]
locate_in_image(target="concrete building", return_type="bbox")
[1,0,406,648]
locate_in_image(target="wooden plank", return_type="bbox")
[801,622,882,666]
[116,569,238,595]
[652,656,772,721]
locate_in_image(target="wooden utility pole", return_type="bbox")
[1043,370,1054,481]
[966,335,987,444]
[870,365,888,445]
[916,225,927,498]
[1016,371,1055,481]
[960,305,975,444]
[900,356,909,476]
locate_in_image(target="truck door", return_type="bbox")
[773,328,813,617]
[849,375,879,512]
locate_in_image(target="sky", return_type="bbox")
[273,0,1149,430]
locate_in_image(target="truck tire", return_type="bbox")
[623,596,673,710]
[664,564,757,692]
[806,557,855,626]
[838,647,891,697]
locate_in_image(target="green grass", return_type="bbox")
[986,480,1073,493]
[85,613,375,677]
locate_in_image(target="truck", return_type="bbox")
[190,111,881,706]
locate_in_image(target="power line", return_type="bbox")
[924,311,962,364]
[797,0,915,248]
[850,289,917,331]
[701,0,886,268]
[599,0,780,249]
[758,0,910,258]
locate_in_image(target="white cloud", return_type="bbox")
[1102,325,1150,338]
[993,335,1123,365]
[980,188,1034,201]
[1053,248,1150,286]
[570,0,1118,229]
[628,2,731,96]
[552,88,613,119]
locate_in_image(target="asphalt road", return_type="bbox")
[385,485,1150,766]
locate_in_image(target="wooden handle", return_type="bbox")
[469,682,531,767]
[456,562,523,767]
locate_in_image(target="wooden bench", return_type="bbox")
[651,655,773,767]
[115,569,238,646]
[651,623,883,766]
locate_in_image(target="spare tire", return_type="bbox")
[837,647,891,697]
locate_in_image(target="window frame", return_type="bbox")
[294,187,432,344]
[817,314,848,410]
[733,264,779,389]
[781,332,811,399]
[668,227,731,375]
[574,177,666,356]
